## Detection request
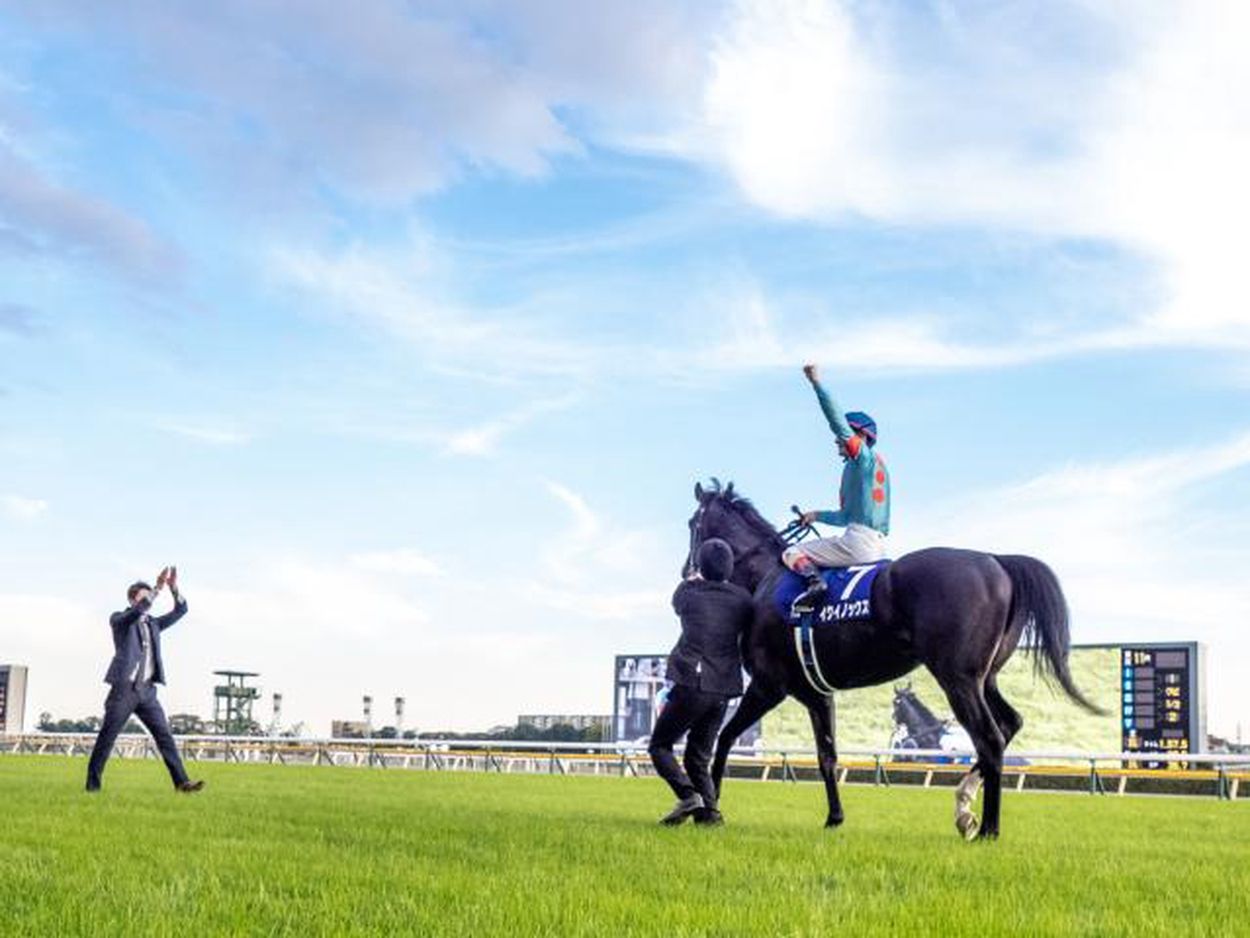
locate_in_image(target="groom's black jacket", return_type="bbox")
[667,579,754,698]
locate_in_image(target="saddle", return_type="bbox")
[774,560,890,697]
[773,561,889,624]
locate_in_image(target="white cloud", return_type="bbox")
[12,1,716,207]
[350,550,444,578]
[898,431,1250,737]
[524,481,670,619]
[681,284,1163,376]
[0,302,38,337]
[271,243,593,378]
[443,397,575,457]
[696,0,1250,354]
[0,591,99,729]
[2,494,48,520]
[544,482,601,541]
[0,140,181,282]
[159,422,253,446]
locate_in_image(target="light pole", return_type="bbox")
[271,692,283,736]
[395,696,405,739]
[362,695,373,738]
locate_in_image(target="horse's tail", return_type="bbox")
[995,554,1105,715]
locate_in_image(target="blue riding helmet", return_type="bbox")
[846,411,877,444]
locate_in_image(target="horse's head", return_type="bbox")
[684,479,782,585]
[891,682,915,721]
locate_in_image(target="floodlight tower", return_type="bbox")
[362,695,373,738]
[269,692,283,736]
[395,696,405,738]
[212,670,260,735]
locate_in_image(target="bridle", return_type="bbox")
[685,498,817,579]
[683,502,707,578]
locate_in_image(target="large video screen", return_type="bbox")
[761,643,1204,757]
[612,654,760,747]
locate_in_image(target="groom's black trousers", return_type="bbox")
[648,684,729,808]
[86,682,189,790]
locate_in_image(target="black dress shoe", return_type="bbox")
[176,780,205,793]
[660,794,703,825]
[694,808,725,827]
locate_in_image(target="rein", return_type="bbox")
[686,499,817,579]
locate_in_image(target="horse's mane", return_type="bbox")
[702,478,783,547]
[897,688,942,727]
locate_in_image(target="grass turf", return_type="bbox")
[1,756,1246,936]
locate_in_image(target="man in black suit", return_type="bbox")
[86,565,204,793]
[648,538,754,826]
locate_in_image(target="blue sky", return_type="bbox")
[2,1,1248,739]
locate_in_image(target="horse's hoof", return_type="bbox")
[955,812,980,841]
[976,828,999,842]
[824,814,844,829]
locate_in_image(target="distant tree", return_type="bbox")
[207,718,263,736]
[169,713,206,735]
[38,714,104,733]
[375,726,398,739]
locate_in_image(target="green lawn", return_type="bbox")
[2,756,1246,936]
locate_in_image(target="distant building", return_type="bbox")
[332,720,369,738]
[0,665,28,734]
[517,714,611,733]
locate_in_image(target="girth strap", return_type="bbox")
[793,610,835,696]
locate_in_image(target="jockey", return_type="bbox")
[784,363,890,608]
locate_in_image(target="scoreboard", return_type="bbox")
[0,665,29,734]
[1120,643,1206,766]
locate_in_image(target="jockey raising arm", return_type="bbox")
[785,364,891,607]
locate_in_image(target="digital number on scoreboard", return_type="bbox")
[1120,644,1199,767]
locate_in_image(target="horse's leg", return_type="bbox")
[984,676,1023,748]
[711,680,785,798]
[942,679,1006,840]
[803,694,844,828]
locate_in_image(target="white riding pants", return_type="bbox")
[784,523,886,568]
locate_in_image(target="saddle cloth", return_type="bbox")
[773,560,890,623]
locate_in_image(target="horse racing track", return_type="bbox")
[2,756,1245,936]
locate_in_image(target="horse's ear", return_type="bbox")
[725,481,735,498]
[694,481,705,503]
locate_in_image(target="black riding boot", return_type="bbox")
[793,571,827,612]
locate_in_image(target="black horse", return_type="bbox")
[891,684,959,754]
[686,480,1098,840]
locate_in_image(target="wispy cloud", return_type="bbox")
[271,243,594,379]
[1,494,48,520]
[0,303,39,337]
[523,481,669,619]
[159,422,254,446]
[0,140,181,283]
[350,549,444,577]
[443,397,576,457]
[676,285,1175,377]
